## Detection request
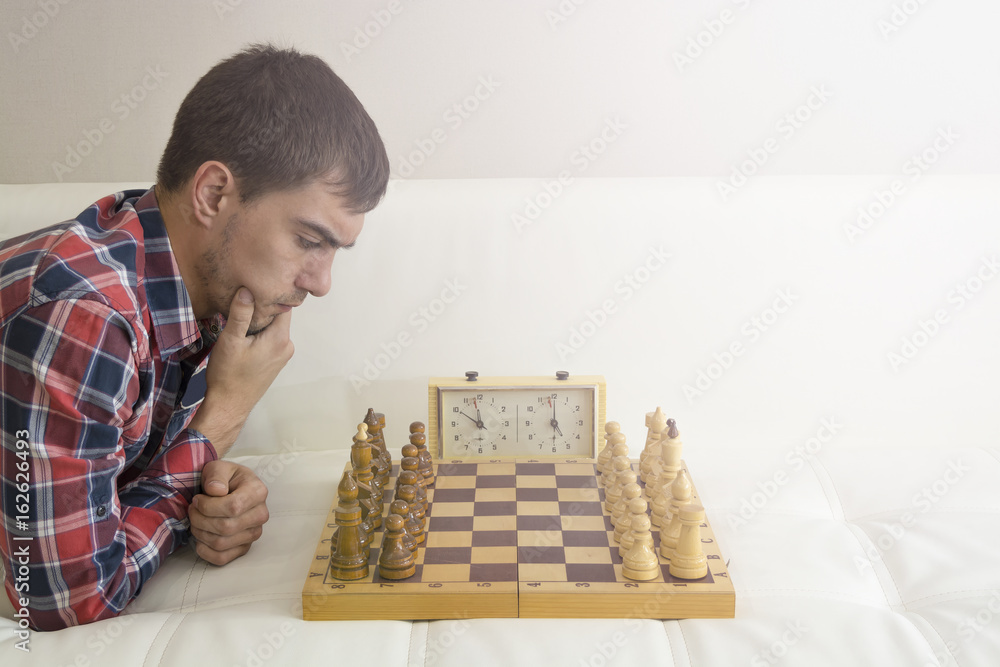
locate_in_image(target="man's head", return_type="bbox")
[157,44,389,333]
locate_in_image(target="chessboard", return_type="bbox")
[302,458,734,620]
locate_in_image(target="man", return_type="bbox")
[0,44,389,630]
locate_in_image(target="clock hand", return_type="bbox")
[549,398,563,436]
[459,410,482,428]
[474,398,486,430]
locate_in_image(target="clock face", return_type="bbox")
[438,386,596,458]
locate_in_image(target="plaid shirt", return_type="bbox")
[0,188,222,630]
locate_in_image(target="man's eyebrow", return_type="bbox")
[296,218,356,249]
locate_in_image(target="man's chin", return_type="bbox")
[246,316,276,336]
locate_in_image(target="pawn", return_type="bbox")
[613,482,642,543]
[396,484,425,544]
[389,499,417,553]
[611,473,638,527]
[329,471,369,580]
[668,505,709,579]
[597,422,620,479]
[397,469,427,521]
[400,453,428,505]
[600,437,628,481]
[659,470,693,558]
[604,456,631,511]
[619,496,649,557]
[378,514,416,580]
[622,513,659,581]
[410,422,435,487]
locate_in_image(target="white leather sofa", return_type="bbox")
[2,179,999,666]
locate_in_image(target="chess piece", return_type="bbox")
[622,513,659,581]
[639,407,666,469]
[397,484,424,544]
[651,419,683,526]
[351,425,381,529]
[364,408,390,487]
[619,496,649,557]
[613,483,642,543]
[611,474,638,527]
[600,435,627,482]
[668,504,709,579]
[410,422,435,487]
[378,514,416,580]
[329,471,369,580]
[397,468,427,520]
[604,456,631,511]
[659,470,693,558]
[597,422,620,483]
[389,499,417,553]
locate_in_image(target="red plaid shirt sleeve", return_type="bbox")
[2,296,217,630]
[1,188,221,631]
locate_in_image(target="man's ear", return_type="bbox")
[188,161,238,230]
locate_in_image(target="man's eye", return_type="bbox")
[298,236,322,250]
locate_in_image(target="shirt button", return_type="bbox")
[210,324,221,334]
[97,506,107,517]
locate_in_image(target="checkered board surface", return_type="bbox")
[302,460,735,620]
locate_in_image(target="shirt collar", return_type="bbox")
[132,187,222,360]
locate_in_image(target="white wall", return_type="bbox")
[1,0,998,183]
[1,3,997,458]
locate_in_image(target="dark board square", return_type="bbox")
[558,500,604,517]
[518,546,566,564]
[470,563,517,583]
[608,546,623,565]
[476,475,516,488]
[515,462,556,476]
[603,516,614,531]
[661,565,714,584]
[429,516,474,532]
[566,563,617,583]
[434,462,479,476]
[423,547,472,565]
[562,530,613,547]
[431,488,477,502]
[472,530,518,547]
[516,515,562,531]
[475,501,517,516]
[516,487,559,502]
[555,475,598,489]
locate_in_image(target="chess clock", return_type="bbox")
[428,372,606,460]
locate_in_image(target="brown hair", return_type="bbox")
[156,44,389,213]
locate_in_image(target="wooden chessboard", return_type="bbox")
[302,459,734,620]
